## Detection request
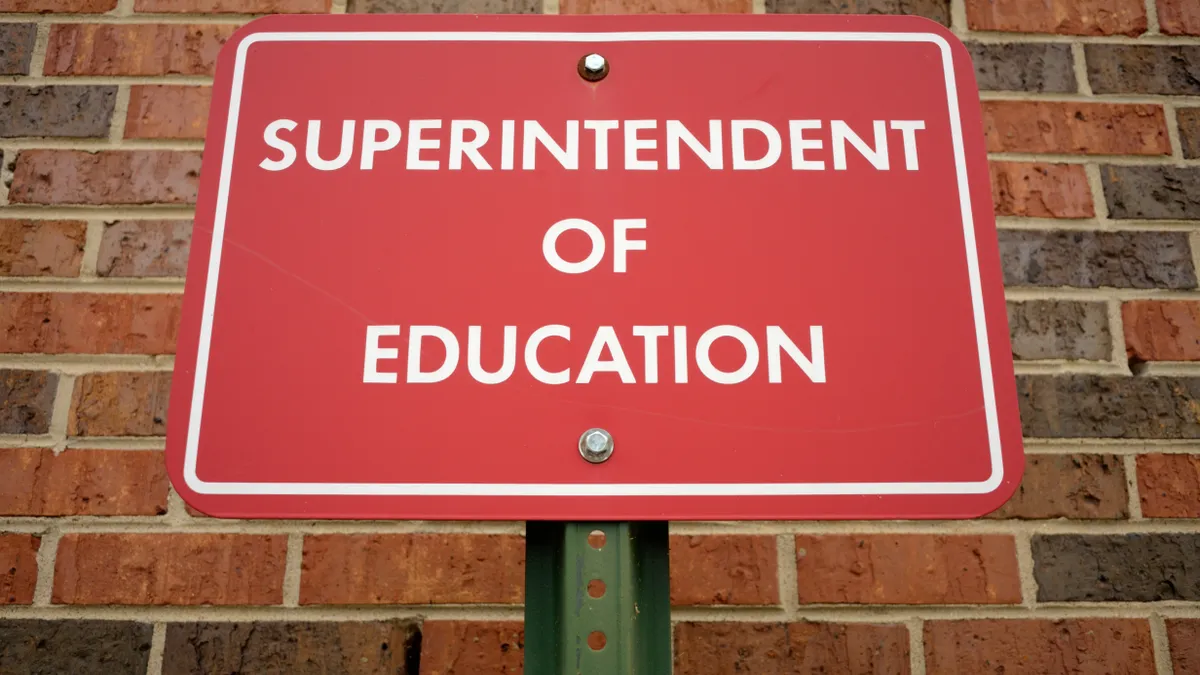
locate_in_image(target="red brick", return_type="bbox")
[0,534,38,605]
[0,0,116,11]
[0,293,180,355]
[795,534,1021,604]
[45,24,235,76]
[1169,619,1200,675]
[300,534,524,605]
[1159,0,1200,35]
[0,448,167,516]
[1123,301,1200,362]
[925,619,1155,674]
[983,101,1169,155]
[990,162,1094,218]
[97,221,192,278]
[561,0,750,11]
[124,86,210,140]
[988,454,1127,519]
[69,371,171,437]
[1137,454,1200,518]
[10,150,201,206]
[675,622,910,674]
[0,220,85,277]
[53,533,286,605]
[420,621,523,675]
[965,0,1147,35]
[670,535,777,606]
[136,0,330,10]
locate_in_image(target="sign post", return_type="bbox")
[167,13,1021,669]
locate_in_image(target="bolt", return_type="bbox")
[579,428,614,463]
[583,53,606,73]
[578,53,609,82]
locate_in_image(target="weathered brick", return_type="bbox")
[0,86,115,138]
[0,24,36,75]
[766,0,949,24]
[124,86,210,140]
[419,622,523,675]
[0,448,167,516]
[45,24,235,76]
[925,619,1155,674]
[1007,301,1110,361]
[10,150,201,206]
[670,535,777,606]
[675,622,910,674]
[964,0,1147,35]
[1124,301,1200,362]
[794,535,1021,604]
[990,162,1094,218]
[1033,534,1200,601]
[162,621,418,675]
[562,0,750,11]
[1168,620,1200,675]
[97,221,192,277]
[0,219,86,277]
[1102,166,1200,220]
[1137,454,1200,518]
[1158,0,1200,35]
[0,0,116,10]
[0,621,152,674]
[348,0,537,11]
[983,101,1168,155]
[988,454,1127,519]
[1179,108,1200,159]
[53,533,286,605]
[0,369,56,435]
[300,534,524,605]
[69,371,171,437]
[1086,44,1200,96]
[0,293,180,354]
[1019,375,1200,438]
[966,42,1075,93]
[999,231,1195,289]
[137,0,330,11]
[0,533,38,605]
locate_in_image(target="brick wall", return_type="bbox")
[1,0,1199,673]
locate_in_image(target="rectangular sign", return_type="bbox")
[166,14,1025,520]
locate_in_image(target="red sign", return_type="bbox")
[167,14,1024,520]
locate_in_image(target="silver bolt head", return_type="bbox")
[579,428,614,463]
[583,53,606,73]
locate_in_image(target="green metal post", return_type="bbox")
[524,521,671,674]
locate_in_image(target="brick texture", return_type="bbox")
[964,0,1147,35]
[419,622,523,675]
[1169,620,1200,675]
[675,622,911,674]
[967,42,1075,92]
[767,0,949,24]
[0,369,57,435]
[670,535,777,606]
[0,293,180,354]
[53,533,287,605]
[1180,108,1200,159]
[0,24,37,75]
[1086,45,1200,95]
[0,621,152,674]
[0,0,117,10]
[136,0,331,11]
[0,86,115,138]
[1124,301,1200,362]
[1018,375,1200,438]
[999,231,1196,289]
[349,0,539,11]
[68,371,171,437]
[1158,0,1200,35]
[9,150,202,205]
[97,220,192,277]
[1033,534,1200,601]
[988,454,1127,519]
[0,448,167,516]
[300,534,524,605]
[925,619,1155,674]
[0,219,86,277]
[794,535,1021,604]
[983,101,1168,155]
[990,162,1094,218]
[1007,301,1110,361]
[124,86,210,139]
[1137,454,1200,518]
[0,533,38,605]
[562,0,751,11]
[1102,166,1200,220]
[45,24,236,76]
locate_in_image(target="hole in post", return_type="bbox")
[588,530,606,549]
[587,579,606,598]
[587,631,607,651]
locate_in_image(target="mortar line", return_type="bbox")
[1165,104,1186,161]
[1071,43,1092,96]
[542,0,560,14]
[46,374,75,454]
[948,0,967,34]
[28,22,50,78]
[908,618,927,675]
[164,487,188,524]
[1144,0,1161,35]
[31,530,60,606]
[1150,613,1174,675]
[0,206,196,219]
[107,84,133,145]
[283,533,304,607]
[0,280,184,293]
[776,533,798,619]
[0,139,204,151]
[0,355,176,372]
[0,145,14,206]
[0,75,214,86]
[751,0,765,14]
[79,221,106,278]
[1126,454,1146,520]
[1108,298,1130,372]
[1015,531,1038,608]
[331,0,349,13]
[145,623,166,675]
[1083,164,1110,223]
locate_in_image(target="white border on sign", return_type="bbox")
[185,30,1004,497]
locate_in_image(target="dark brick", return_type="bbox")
[1018,375,1200,438]
[0,86,116,138]
[967,42,1075,93]
[1007,301,1110,361]
[1086,44,1200,95]
[162,621,418,675]
[675,622,911,674]
[1180,108,1200,159]
[1103,166,1200,220]
[348,0,538,11]
[97,221,191,278]
[0,24,36,75]
[0,369,56,435]
[766,0,949,24]
[0,620,152,674]
[987,454,1127,519]
[1032,534,1200,601]
[999,230,1195,289]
